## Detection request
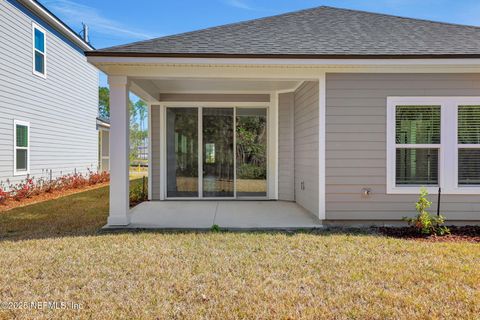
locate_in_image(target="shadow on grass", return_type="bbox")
[0,182,384,242]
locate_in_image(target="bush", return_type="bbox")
[237,164,266,180]
[11,178,35,201]
[130,177,148,205]
[403,188,450,236]
[0,187,9,205]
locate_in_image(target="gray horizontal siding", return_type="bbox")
[0,1,98,184]
[294,81,319,215]
[278,92,294,201]
[326,73,480,221]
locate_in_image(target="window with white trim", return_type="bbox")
[32,24,46,78]
[387,97,480,194]
[457,105,480,186]
[14,120,30,175]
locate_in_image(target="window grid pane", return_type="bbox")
[34,28,45,52]
[396,148,439,185]
[16,149,28,171]
[458,105,480,144]
[458,149,480,185]
[396,106,441,144]
[16,125,28,147]
[34,51,45,74]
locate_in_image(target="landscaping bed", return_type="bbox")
[0,171,109,213]
[379,225,480,243]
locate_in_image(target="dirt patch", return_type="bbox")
[379,226,480,243]
[0,182,109,213]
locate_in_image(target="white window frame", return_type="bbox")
[387,97,480,195]
[32,23,47,79]
[13,120,30,176]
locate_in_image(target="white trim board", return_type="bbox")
[32,22,47,79]
[386,96,480,195]
[13,120,31,176]
[159,103,274,200]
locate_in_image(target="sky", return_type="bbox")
[39,0,480,87]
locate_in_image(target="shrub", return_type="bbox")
[11,178,35,201]
[0,187,9,205]
[403,188,450,236]
[237,163,266,180]
[130,177,148,205]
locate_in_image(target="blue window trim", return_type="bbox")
[6,0,86,55]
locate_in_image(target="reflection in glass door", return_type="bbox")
[236,108,267,197]
[166,108,198,197]
[202,108,234,197]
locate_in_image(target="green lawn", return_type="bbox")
[0,186,479,319]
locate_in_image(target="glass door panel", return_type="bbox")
[203,108,234,197]
[166,108,198,197]
[236,108,267,197]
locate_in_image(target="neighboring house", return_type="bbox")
[96,117,110,172]
[86,6,480,227]
[0,0,98,185]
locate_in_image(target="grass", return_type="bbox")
[0,186,479,319]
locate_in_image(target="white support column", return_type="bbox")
[318,73,326,220]
[147,103,152,200]
[269,92,279,200]
[108,75,130,226]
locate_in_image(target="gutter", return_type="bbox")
[85,52,480,59]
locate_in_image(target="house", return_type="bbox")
[0,0,98,185]
[86,6,480,228]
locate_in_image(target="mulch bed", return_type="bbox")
[0,182,109,213]
[379,226,480,243]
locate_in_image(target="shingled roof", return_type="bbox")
[87,6,480,58]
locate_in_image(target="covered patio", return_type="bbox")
[88,47,329,229]
[123,200,322,230]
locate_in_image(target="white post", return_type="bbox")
[108,75,130,226]
[318,73,326,220]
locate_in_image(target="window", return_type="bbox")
[387,97,480,194]
[14,120,30,175]
[32,24,46,78]
[457,106,480,186]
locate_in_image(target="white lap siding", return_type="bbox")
[0,0,98,184]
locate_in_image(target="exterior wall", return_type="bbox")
[150,105,161,200]
[325,73,480,221]
[278,92,295,201]
[294,81,319,215]
[0,0,98,184]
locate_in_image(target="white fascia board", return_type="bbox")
[86,56,480,66]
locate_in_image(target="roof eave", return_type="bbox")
[20,0,94,51]
[85,52,480,59]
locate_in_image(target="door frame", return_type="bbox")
[160,101,274,200]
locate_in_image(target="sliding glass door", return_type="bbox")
[202,108,234,197]
[166,108,198,197]
[236,108,267,197]
[166,106,267,199]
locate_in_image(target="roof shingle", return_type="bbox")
[88,6,480,58]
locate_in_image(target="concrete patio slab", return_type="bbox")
[105,201,323,230]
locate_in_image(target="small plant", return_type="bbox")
[129,177,148,206]
[403,188,450,236]
[0,186,9,205]
[211,224,221,232]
